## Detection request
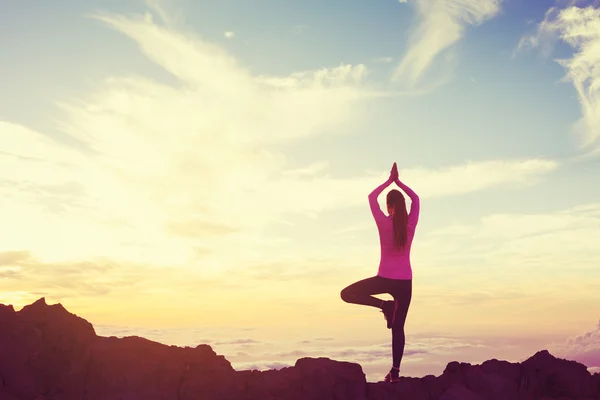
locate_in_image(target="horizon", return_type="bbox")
[1,0,599,382]
[4,296,597,382]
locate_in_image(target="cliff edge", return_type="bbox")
[0,298,598,400]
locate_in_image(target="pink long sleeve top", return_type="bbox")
[368,178,420,280]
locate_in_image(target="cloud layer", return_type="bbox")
[91,322,563,381]
[517,4,600,156]
[0,7,558,277]
[0,4,582,337]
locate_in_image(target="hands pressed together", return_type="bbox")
[389,162,399,182]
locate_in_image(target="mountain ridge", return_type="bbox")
[0,297,598,400]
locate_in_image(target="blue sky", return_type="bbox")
[1,0,600,381]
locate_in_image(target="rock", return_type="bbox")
[366,376,433,400]
[84,336,239,400]
[0,298,238,400]
[239,357,366,400]
[0,297,96,400]
[439,383,485,400]
[0,392,21,400]
[517,350,597,399]
[1,298,599,400]
[593,372,600,394]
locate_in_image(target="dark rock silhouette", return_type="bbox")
[0,298,598,400]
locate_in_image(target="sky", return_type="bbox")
[1,0,600,382]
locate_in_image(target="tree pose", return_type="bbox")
[340,162,420,383]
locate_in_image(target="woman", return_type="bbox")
[340,162,420,383]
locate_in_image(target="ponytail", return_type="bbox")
[392,205,408,250]
[387,189,408,250]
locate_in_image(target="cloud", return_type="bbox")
[91,322,556,381]
[237,361,291,371]
[326,346,428,364]
[224,31,235,38]
[0,4,562,316]
[373,56,393,63]
[298,337,334,344]
[213,338,260,345]
[0,249,249,312]
[0,251,30,266]
[92,323,257,346]
[211,336,430,375]
[516,4,600,156]
[0,255,131,304]
[0,5,557,277]
[393,0,502,84]
[550,320,600,370]
[144,0,181,27]
[232,158,557,230]
[397,158,558,198]
[413,202,600,303]
[0,266,20,279]
[420,202,600,259]
[0,8,377,269]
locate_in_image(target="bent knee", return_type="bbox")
[340,288,352,303]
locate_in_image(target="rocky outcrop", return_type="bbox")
[0,298,598,400]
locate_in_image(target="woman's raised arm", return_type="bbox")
[368,177,393,219]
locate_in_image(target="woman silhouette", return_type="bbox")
[340,162,420,383]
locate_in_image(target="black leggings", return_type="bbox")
[340,276,412,368]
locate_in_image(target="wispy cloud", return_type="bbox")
[0,5,557,276]
[516,4,600,156]
[550,320,600,371]
[373,56,393,64]
[0,8,376,269]
[0,5,566,329]
[397,158,558,198]
[224,31,235,39]
[144,0,182,27]
[213,338,261,345]
[393,0,502,85]
[0,250,245,309]
[419,203,600,266]
[414,202,600,308]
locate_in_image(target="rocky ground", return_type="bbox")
[1,298,599,400]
